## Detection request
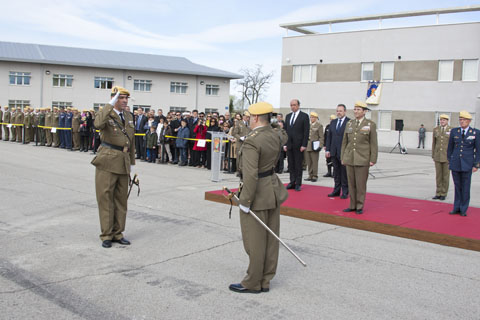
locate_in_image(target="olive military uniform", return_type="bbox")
[91,99,135,242]
[45,110,53,146]
[24,111,32,143]
[305,119,324,181]
[3,108,10,141]
[341,117,378,211]
[432,124,452,198]
[232,120,251,158]
[38,110,46,146]
[236,107,288,291]
[10,109,17,141]
[0,108,3,140]
[72,112,81,150]
[15,109,24,143]
[52,110,60,147]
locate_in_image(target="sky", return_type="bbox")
[1,0,479,107]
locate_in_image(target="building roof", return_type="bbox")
[280,5,480,34]
[0,41,242,79]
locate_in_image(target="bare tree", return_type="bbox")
[237,65,274,108]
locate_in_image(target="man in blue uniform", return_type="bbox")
[447,111,479,216]
[65,108,73,150]
[59,108,66,148]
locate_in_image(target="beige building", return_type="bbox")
[279,6,480,150]
[0,41,241,113]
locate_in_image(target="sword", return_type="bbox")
[223,187,307,267]
[128,174,140,198]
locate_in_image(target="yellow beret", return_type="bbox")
[248,102,273,115]
[89,109,94,112]
[354,101,368,109]
[4,106,8,109]
[330,114,336,120]
[439,114,449,120]
[243,110,251,116]
[310,111,318,118]
[459,110,472,120]
[112,86,130,96]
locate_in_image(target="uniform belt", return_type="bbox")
[239,169,274,180]
[101,142,129,152]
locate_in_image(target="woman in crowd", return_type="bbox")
[205,117,220,170]
[176,119,190,166]
[193,118,208,168]
[163,117,174,163]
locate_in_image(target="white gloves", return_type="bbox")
[239,204,250,214]
[109,91,120,106]
[130,165,136,176]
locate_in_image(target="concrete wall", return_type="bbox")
[280,22,480,149]
[0,61,231,112]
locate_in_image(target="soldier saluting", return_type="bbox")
[229,102,288,294]
[91,86,136,248]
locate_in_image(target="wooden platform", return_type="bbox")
[205,185,480,252]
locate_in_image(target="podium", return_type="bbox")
[210,132,228,182]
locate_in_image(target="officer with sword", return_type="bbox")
[91,86,138,248]
[227,102,296,294]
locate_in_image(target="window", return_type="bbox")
[206,84,219,95]
[133,105,151,113]
[9,72,31,85]
[438,61,454,82]
[462,59,479,81]
[381,62,394,82]
[205,108,218,114]
[434,112,452,126]
[169,106,186,112]
[170,82,188,94]
[52,101,72,108]
[361,63,374,82]
[53,74,73,87]
[134,79,152,92]
[292,65,316,83]
[378,111,392,130]
[8,100,30,110]
[94,77,114,89]
[93,103,106,112]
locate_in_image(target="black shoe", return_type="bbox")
[432,195,440,200]
[449,210,460,215]
[439,196,446,200]
[343,208,356,212]
[102,240,112,248]
[340,195,348,199]
[295,185,301,192]
[356,209,363,214]
[229,283,261,294]
[286,183,296,190]
[112,238,131,245]
[323,173,332,178]
[310,179,317,182]
[304,178,311,181]
[460,212,467,217]
[261,288,270,292]
[328,192,340,197]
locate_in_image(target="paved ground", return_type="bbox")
[1,141,479,320]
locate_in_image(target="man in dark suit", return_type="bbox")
[284,99,310,191]
[447,111,479,216]
[325,104,350,198]
[135,107,148,160]
[188,110,199,166]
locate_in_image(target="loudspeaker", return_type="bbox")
[395,119,404,131]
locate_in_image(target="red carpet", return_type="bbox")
[205,185,480,251]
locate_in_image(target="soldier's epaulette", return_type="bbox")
[245,130,258,140]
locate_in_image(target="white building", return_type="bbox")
[0,41,241,113]
[279,6,480,150]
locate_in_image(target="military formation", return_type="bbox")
[0,105,97,151]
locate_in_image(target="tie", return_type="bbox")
[462,129,465,139]
[356,120,360,126]
[119,113,125,125]
[336,119,342,131]
[290,113,296,126]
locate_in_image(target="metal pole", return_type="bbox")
[224,187,307,267]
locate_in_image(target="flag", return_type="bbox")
[366,81,382,105]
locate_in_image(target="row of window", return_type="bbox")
[292,59,479,83]
[8,72,221,96]
[7,100,219,114]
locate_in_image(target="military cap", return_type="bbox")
[243,110,251,117]
[439,114,449,120]
[310,111,318,118]
[354,101,368,109]
[3,106,8,110]
[112,86,130,96]
[459,110,472,120]
[248,102,273,115]
[330,114,336,120]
